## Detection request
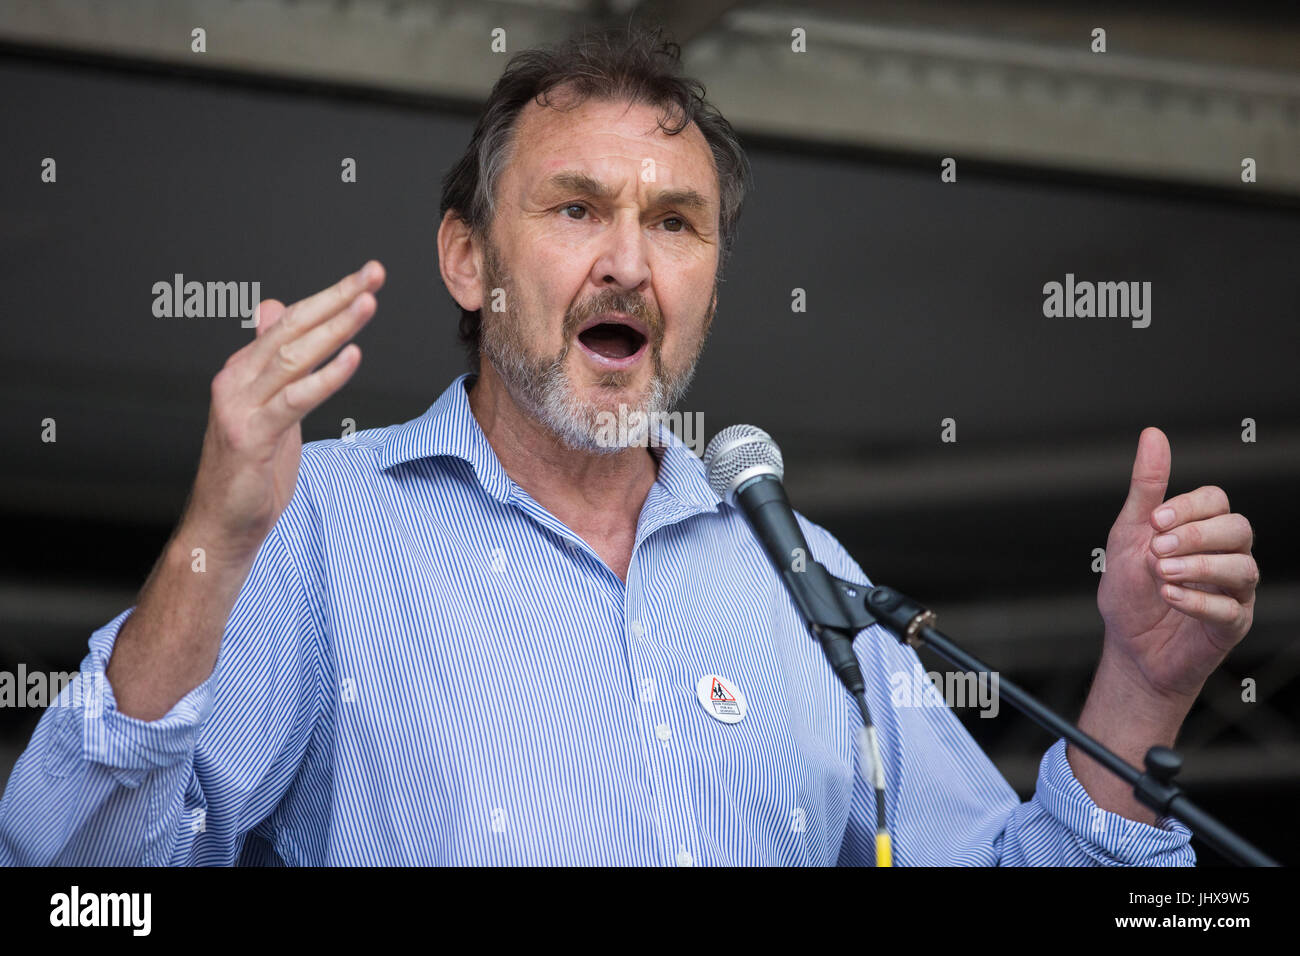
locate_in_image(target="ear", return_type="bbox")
[437,210,484,313]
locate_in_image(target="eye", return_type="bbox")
[560,203,588,220]
[661,217,687,233]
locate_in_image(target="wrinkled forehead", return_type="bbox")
[505,92,720,201]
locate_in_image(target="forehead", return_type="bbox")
[506,94,719,197]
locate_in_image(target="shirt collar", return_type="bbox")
[378,373,723,515]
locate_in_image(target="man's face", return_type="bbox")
[477,92,720,452]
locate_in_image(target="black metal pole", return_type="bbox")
[861,585,1278,867]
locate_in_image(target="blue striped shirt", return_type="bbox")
[0,374,1194,865]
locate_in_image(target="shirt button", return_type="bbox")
[629,620,644,640]
[676,845,693,867]
[655,723,672,742]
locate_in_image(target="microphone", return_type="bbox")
[703,424,867,697]
[704,425,893,865]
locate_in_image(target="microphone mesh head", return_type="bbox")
[703,424,784,500]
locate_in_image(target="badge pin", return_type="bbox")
[696,674,746,724]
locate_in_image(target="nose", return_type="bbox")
[591,212,651,292]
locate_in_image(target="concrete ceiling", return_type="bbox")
[2,0,1298,194]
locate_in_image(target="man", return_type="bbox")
[0,28,1258,865]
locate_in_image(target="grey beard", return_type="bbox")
[482,328,696,455]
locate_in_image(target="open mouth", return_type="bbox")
[576,321,648,366]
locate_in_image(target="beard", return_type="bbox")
[477,236,713,454]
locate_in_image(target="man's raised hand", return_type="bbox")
[1096,427,1258,703]
[182,260,385,562]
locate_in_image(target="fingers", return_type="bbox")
[253,299,287,338]
[258,291,376,406]
[269,343,364,425]
[1159,583,1251,640]
[1150,512,1254,558]
[218,298,288,375]
[1156,552,1260,602]
[259,260,384,352]
[251,261,384,404]
[1151,484,1230,531]
[1118,427,1171,525]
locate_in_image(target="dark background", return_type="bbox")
[1,3,1297,866]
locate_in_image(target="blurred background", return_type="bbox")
[0,0,1296,865]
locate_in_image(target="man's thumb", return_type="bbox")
[1119,427,1171,525]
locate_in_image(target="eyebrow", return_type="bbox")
[537,170,713,214]
[651,186,712,213]
[539,171,615,201]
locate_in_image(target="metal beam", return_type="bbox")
[0,0,587,100]
[692,9,1300,194]
[626,0,741,46]
[2,0,1297,193]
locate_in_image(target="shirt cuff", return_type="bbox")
[58,607,218,788]
[1036,737,1195,866]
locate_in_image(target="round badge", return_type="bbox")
[696,674,746,724]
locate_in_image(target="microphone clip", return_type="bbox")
[815,574,940,650]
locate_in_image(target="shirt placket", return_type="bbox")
[625,506,705,868]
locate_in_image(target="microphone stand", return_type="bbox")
[816,577,1278,867]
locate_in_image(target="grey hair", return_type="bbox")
[439,23,751,366]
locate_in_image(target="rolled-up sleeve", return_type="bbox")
[1024,737,1194,865]
[0,489,326,866]
[802,518,1195,867]
[838,633,1195,866]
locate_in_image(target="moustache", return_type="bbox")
[563,294,665,348]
